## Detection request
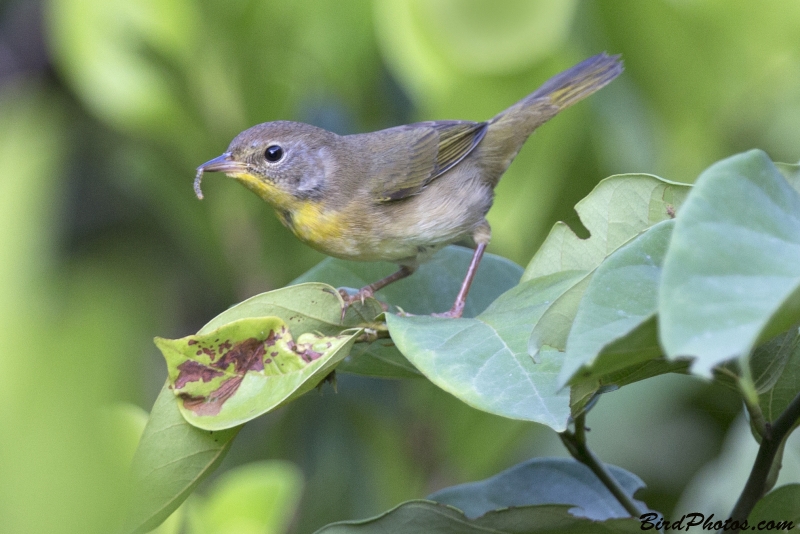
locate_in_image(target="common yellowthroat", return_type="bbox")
[195,53,623,317]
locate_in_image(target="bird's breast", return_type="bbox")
[279,201,364,259]
[278,200,425,263]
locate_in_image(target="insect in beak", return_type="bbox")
[194,153,249,199]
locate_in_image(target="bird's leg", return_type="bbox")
[432,243,486,318]
[434,222,491,319]
[339,265,416,317]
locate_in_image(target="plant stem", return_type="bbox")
[560,414,645,519]
[742,390,768,440]
[728,391,800,533]
[739,371,768,439]
[354,327,391,344]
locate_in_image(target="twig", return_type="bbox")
[560,413,645,518]
[739,369,768,439]
[354,327,391,344]
[742,390,769,440]
[727,391,800,533]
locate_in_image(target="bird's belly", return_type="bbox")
[281,208,452,264]
[275,201,403,262]
[281,178,490,264]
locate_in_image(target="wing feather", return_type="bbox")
[370,120,487,202]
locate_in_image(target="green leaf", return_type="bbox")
[156,317,360,430]
[200,283,348,336]
[186,461,303,534]
[125,384,239,534]
[386,271,584,431]
[587,355,688,392]
[747,484,800,527]
[568,356,690,417]
[314,500,643,534]
[777,162,800,193]
[293,246,522,378]
[342,340,423,379]
[524,174,690,359]
[199,282,399,378]
[659,150,800,377]
[751,329,799,396]
[428,457,648,521]
[756,330,800,424]
[293,245,522,317]
[523,174,688,280]
[560,220,674,386]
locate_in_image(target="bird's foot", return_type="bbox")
[338,287,388,321]
[430,310,463,319]
[431,301,465,319]
[338,287,374,306]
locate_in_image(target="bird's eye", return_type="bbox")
[264,145,284,162]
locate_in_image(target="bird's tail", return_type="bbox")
[479,53,623,185]
[522,52,623,111]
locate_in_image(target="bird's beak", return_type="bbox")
[197,152,249,174]
[194,152,249,199]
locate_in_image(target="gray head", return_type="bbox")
[194,121,338,203]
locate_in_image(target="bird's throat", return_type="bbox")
[232,172,297,210]
[232,172,352,255]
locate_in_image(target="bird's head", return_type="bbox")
[195,121,337,207]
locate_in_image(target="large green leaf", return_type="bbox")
[754,329,800,424]
[523,174,688,280]
[569,356,690,417]
[200,281,415,381]
[659,150,800,377]
[157,317,360,430]
[342,340,422,379]
[386,271,583,431]
[559,220,674,386]
[314,501,643,534]
[294,246,522,378]
[108,404,187,533]
[747,484,800,527]
[525,174,690,359]
[133,282,367,530]
[777,162,800,192]
[293,245,522,317]
[200,283,348,335]
[185,460,303,534]
[751,330,798,396]
[124,384,239,534]
[428,457,648,521]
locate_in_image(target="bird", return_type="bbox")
[194,52,623,318]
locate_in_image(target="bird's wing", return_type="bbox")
[371,120,488,202]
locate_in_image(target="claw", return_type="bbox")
[431,299,466,319]
[338,287,376,322]
[431,308,464,319]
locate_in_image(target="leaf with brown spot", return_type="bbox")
[156,317,360,430]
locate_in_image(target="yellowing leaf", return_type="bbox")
[156,317,360,430]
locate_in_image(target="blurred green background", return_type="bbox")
[2,0,800,532]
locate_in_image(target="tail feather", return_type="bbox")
[528,52,623,109]
[480,53,623,186]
